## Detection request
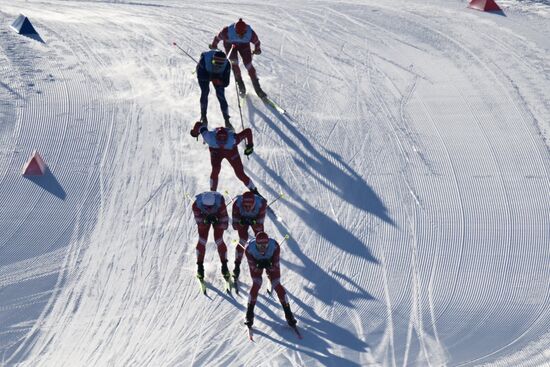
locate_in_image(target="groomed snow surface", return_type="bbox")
[0,0,549,366]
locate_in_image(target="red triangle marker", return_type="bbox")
[22,150,47,176]
[468,0,502,12]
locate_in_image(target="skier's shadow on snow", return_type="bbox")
[254,300,368,367]
[248,100,394,225]
[250,155,378,262]
[24,168,66,200]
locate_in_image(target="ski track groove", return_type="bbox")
[403,11,549,363]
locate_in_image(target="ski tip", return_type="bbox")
[246,326,254,341]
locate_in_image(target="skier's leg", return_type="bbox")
[240,47,257,80]
[196,224,210,278]
[226,42,242,80]
[241,48,265,97]
[267,270,289,305]
[228,154,255,190]
[236,226,248,262]
[230,44,245,95]
[233,226,248,278]
[214,85,229,119]
[210,153,222,191]
[248,269,263,304]
[213,226,229,278]
[198,79,210,122]
[268,269,297,326]
[213,226,228,263]
[251,224,264,235]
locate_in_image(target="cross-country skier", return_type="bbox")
[209,18,266,98]
[192,191,231,281]
[190,122,259,194]
[196,49,232,128]
[231,191,267,280]
[244,231,297,327]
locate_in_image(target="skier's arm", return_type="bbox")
[192,202,204,225]
[255,199,267,225]
[245,248,257,271]
[222,62,231,87]
[232,201,241,229]
[251,30,261,53]
[217,198,229,229]
[210,27,228,49]
[271,244,281,271]
[196,53,208,79]
[236,128,253,146]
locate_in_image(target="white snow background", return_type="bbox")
[0,0,549,366]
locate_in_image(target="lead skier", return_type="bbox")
[209,18,266,98]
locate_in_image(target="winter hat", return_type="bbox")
[216,127,228,142]
[213,51,226,65]
[235,18,247,34]
[255,231,269,244]
[202,191,216,206]
[242,191,255,205]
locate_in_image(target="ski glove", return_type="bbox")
[256,259,272,270]
[244,144,254,156]
[239,217,257,226]
[253,48,262,55]
[204,215,219,225]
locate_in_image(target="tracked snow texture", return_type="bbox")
[0,1,549,366]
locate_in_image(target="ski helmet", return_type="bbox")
[242,191,255,210]
[235,18,247,35]
[202,191,216,206]
[216,128,228,143]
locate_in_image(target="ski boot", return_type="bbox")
[251,78,266,99]
[224,115,234,130]
[236,78,246,96]
[282,303,297,327]
[221,260,231,282]
[232,261,241,280]
[200,113,208,128]
[197,262,205,281]
[244,302,255,326]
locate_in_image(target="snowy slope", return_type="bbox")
[0,0,549,366]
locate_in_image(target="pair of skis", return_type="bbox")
[238,91,286,115]
[196,274,233,295]
[246,322,302,342]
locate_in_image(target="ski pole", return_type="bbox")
[184,192,194,204]
[224,190,237,207]
[235,76,245,127]
[172,42,199,64]
[279,234,290,246]
[267,193,284,208]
